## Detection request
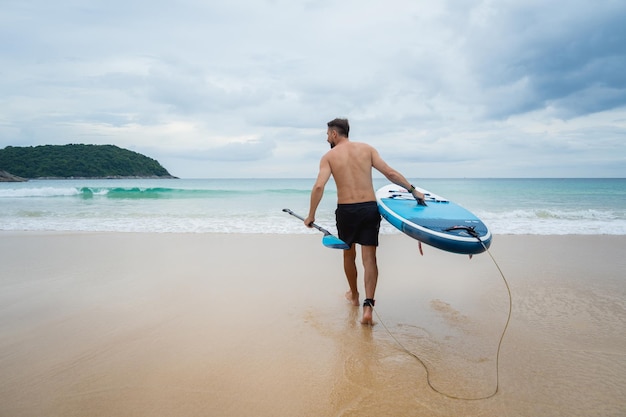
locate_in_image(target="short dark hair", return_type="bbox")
[327,118,349,137]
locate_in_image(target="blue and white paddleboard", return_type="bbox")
[376,184,492,255]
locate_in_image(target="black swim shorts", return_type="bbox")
[335,201,381,247]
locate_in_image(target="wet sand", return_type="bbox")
[0,232,625,416]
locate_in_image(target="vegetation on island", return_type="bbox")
[0,144,176,179]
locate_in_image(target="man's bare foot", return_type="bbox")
[345,290,359,306]
[361,306,373,325]
[361,299,375,325]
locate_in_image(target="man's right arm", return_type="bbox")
[305,156,332,227]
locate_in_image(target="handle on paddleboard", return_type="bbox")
[282,208,350,250]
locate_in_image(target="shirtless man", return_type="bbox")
[304,118,426,325]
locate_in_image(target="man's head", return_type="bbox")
[327,118,349,149]
[327,118,349,137]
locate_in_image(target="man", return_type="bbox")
[304,118,426,325]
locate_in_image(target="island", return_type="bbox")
[0,144,177,181]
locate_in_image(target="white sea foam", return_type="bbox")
[3,211,624,235]
[1,178,624,235]
[0,186,82,198]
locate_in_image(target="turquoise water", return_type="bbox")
[0,178,624,234]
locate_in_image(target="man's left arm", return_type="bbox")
[371,148,426,204]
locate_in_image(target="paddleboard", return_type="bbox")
[376,184,492,255]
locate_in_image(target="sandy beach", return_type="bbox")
[0,232,624,416]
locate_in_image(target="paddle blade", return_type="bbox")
[322,234,350,250]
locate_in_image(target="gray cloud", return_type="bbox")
[462,1,626,119]
[0,0,624,178]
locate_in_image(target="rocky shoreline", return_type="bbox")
[33,175,179,180]
[0,171,179,182]
[0,170,27,182]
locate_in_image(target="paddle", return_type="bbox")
[282,208,350,250]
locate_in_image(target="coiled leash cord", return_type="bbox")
[370,232,512,401]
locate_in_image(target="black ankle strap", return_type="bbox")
[363,298,375,307]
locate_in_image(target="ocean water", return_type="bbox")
[0,178,624,235]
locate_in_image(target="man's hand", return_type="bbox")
[412,190,427,206]
[304,215,315,227]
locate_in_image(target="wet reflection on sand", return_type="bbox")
[0,233,624,416]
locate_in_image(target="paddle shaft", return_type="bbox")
[282,208,331,235]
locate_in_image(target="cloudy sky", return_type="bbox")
[1,0,625,178]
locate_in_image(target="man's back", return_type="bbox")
[325,141,377,204]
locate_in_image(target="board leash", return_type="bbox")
[370,236,512,401]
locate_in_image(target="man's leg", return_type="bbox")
[343,245,359,306]
[361,245,378,325]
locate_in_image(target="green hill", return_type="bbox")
[0,144,176,179]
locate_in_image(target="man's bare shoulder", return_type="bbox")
[354,141,378,153]
[350,140,373,148]
[327,142,376,162]
[336,141,374,153]
[349,141,378,159]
